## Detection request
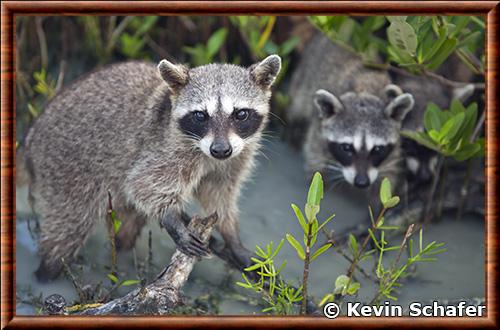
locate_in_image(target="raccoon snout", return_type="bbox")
[354,173,370,188]
[210,139,232,159]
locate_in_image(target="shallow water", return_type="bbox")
[15,136,485,315]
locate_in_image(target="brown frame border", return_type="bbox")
[1,1,498,329]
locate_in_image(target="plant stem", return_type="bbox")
[422,155,445,223]
[321,228,375,281]
[106,190,118,275]
[456,159,473,220]
[345,208,387,293]
[436,160,448,218]
[300,222,313,314]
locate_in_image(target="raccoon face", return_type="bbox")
[402,138,438,184]
[313,88,414,188]
[158,55,281,160]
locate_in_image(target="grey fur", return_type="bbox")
[25,56,281,281]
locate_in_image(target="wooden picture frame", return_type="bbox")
[1,1,498,328]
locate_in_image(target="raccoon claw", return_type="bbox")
[177,231,211,258]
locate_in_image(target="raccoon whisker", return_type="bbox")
[267,112,287,126]
[325,164,343,171]
[181,132,202,141]
[255,148,270,162]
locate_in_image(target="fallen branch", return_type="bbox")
[78,213,218,315]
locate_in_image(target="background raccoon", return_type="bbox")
[392,73,475,186]
[24,55,281,281]
[286,34,414,200]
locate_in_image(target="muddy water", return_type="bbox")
[15,136,485,315]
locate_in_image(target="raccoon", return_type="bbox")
[286,34,393,148]
[392,73,475,186]
[287,34,414,199]
[24,55,281,281]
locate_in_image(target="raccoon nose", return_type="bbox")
[210,141,232,159]
[418,166,432,183]
[354,174,370,188]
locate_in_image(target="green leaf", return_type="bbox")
[310,219,319,246]
[428,129,441,143]
[334,274,349,294]
[280,36,300,56]
[286,234,305,260]
[386,16,407,24]
[291,204,308,233]
[454,142,481,161]
[401,130,440,151]
[236,281,252,289]
[379,177,392,205]
[438,112,465,143]
[349,234,358,254]
[450,98,467,114]
[387,21,418,56]
[317,213,336,234]
[307,172,324,207]
[425,37,458,70]
[311,243,332,261]
[462,103,478,141]
[135,16,158,36]
[319,293,334,306]
[305,204,320,222]
[121,279,140,286]
[423,26,447,62]
[424,103,443,132]
[107,273,119,283]
[111,210,122,234]
[244,263,262,272]
[207,28,228,57]
[384,196,400,209]
[346,282,361,295]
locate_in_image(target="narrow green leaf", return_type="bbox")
[307,172,324,206]
[426,37,458,70]
[121,279,140,286]
[291,204,308,233]
[107,273,119,283]
[286,234,305,260]
[349,234,358,254]
[206,28,228,57]
[310,219,319,247]
[311,243,332,261]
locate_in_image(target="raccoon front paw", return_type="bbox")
[174,229,212,258]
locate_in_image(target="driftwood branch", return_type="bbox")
[79,213,218,315]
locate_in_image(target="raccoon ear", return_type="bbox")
[250,55,282,89]
[384,84,403,99]
[452,83,475,103]
[158,59,189,94]
[313,89,343,118]
[385,93,414,122]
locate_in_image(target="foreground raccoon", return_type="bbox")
[24,55,281,281]
[287,34,414,197]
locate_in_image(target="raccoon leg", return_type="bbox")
[35,205,97,282]
[115,206,147,251]
[194,175,252,270]
[159,208,211,257]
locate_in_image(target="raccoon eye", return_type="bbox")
[371,145,386,155]
[192,111,208,122]
[234,109,250,121]
[341,143,354,153]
